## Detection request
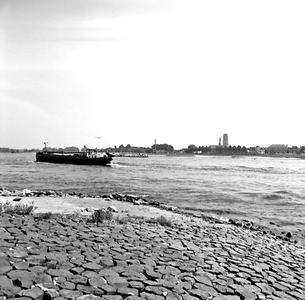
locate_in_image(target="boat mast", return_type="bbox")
[94,137,101,150]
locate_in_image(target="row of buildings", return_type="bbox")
[249,144,305,155]
[216,134,305,155]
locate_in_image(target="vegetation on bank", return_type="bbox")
[89,208,173,227]
[147,215,173,227]
[0,200,37,215]
[0,202,173,227]
[90,208,113,224]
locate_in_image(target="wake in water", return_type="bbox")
[109,162,128,168]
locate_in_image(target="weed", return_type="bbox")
[91,209,113,224]
[148,215,173,227]
[34,212,54,220]
[0,200,37,215]
[115,216,129,224]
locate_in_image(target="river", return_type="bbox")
[1,152,305,237]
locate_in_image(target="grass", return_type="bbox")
[115,216,129,225]
[38,211,53,219]
[34,211,58,220]
[90,208,113,224]
[34,212,83,223]
[147,215,173,227]
[113,214,171,226]
[0,201,173,228]
[0,200,37,215]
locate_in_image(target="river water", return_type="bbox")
[1,152,305,236]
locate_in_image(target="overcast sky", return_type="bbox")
[1,0,305,150]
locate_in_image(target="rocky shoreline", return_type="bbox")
[0,188,305,299]
[1,188,303,245]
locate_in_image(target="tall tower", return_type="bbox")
[219,137,221,146]
[223,133,229,147]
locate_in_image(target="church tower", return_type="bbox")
[223,133,229,147]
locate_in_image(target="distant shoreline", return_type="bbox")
[193,153,305,159]
[2,150,305,159]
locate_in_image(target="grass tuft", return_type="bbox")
[34,212,54,220]
[91,209,113,224]
[115,216,129,225]
[0,200,37,215]
[148,215,173,227]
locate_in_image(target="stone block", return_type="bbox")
[19,287,44,300]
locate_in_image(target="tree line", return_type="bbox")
[185,145,248,155]
[0,148,39,153]
[105,143,174,153]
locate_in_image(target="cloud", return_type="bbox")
[1,0,174,71]
[1,0,173,24]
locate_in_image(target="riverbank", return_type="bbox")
[0,187,184,221]
[1,187,305,245]
[1,191,305,299]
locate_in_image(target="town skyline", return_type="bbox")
[1,135,304,153]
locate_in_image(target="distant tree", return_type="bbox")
[186,144,197,153]
[204,147,209,153]
[145,147,154,153]
[64,146,80,152]
[215,146,222,154]
[151,143,174,152]
[197,146,204,154]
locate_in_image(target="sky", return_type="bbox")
[1,0,305,150]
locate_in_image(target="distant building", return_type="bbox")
[257,147,267,154]
[287,146,299,154]
[300,146,305,154]
[249,146,266,154]
[248,147,256,154]
[267,144,288,154]
[223,133,229,147]
[219,137,221,146]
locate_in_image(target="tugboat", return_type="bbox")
[36,148,114,166]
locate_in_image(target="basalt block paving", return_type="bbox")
[0,214,304,300]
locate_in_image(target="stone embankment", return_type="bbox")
[0,188,176,212]
[1,212,305,299]
[1,188,305,299]
[1,187,301,244]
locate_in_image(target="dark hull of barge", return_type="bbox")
[36,151,113,166]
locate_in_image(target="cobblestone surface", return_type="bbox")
[0,214,304,300]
